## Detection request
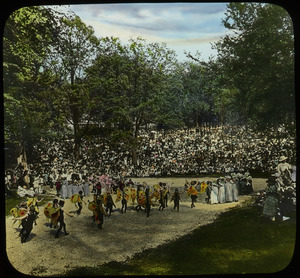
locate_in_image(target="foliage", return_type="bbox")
[3,6,63,162]
[3,3,296,167]
[86,36,179,163]
[213,3,295,131]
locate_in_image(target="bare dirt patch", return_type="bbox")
[5,178,266,276]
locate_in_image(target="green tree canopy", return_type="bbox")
[213,3,295,131]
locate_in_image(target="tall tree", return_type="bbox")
[46,12,100,159]
[3,6,61,166]
[213,3,295,133]
[86,37,178,165]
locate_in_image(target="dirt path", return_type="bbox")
[5,178,266,276]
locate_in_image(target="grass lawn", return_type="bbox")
[65,203,296,276]
[5,191,53,216]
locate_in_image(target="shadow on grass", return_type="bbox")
[65,204,296,276]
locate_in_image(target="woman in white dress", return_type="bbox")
[61,179,68,199]
[224,176,233,202]
[217,178,226,204]
[66,180,72,198]
[210,182,219,204]
[72,180,79,195]
[232,178,239,202]
[83,178,90,197]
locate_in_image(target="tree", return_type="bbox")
[213,3,295,133]
[86,37,178,165]
[3,6,62,167]
[46,12,100,159]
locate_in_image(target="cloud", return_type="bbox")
[57,3,229,61]
[70,3,227,34]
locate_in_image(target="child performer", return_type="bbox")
[121,189,129,214]
[76,190,86,215]
[14,206,37,243]
[55,200,73,238]
[95,198,108,230]
[105,192,116,216]
[171,188,182,212]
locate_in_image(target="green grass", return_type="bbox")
[65,204,296,276]
[5,191,53,216]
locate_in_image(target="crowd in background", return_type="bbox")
[5,125,295,192]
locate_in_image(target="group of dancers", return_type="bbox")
[10,179,211,242]
[10,172,251,243]
[9,154,295,243]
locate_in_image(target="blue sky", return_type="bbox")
[57,3,229,62]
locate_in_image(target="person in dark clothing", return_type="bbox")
[55,200,73,238]
[96,182,101,196]
[76,190,86,215]
[15,206,37,243]
[158,188,165,211]
[145,187,151,217]
[55,180,61,196]
[106,192,116,217]
[121,189,128,214]
[95,198,108,230]
[171,188,182,212]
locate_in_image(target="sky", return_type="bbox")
[56,3,230,62]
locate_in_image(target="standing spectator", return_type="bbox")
[277,156,291,180]
[66,180,72,199]
[232,177,239,202]
[217,178,226,204]
[210,182,219,204]
[83,177,90,197]
[263,176,280,221]
[224,176,233,203]
[61,179,67,199]
[96,182,102,196]
[55,179,61,197]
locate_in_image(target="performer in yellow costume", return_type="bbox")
[186,181,199,208]
[130,187,137,205]
[26,194,43,214]
[88,195,108,230]
[43,199,60,228]
[10,206,28,227]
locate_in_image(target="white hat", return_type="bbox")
[279,156,288,162]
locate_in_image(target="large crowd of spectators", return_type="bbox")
[5,125,296,190]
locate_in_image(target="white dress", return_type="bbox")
[225,182,233,202]
[232,181,239,202]
[83,182,90,197]
[67,183,73,198]
[210,184,219,204]
[218,184,225,203]
[61,181,67,199]
[77,184,83,194]
[72,183,78,195]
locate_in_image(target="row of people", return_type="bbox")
[6,125,295,190]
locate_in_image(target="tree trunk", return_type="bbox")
[73,110,80,161]
[131,116,140,166]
